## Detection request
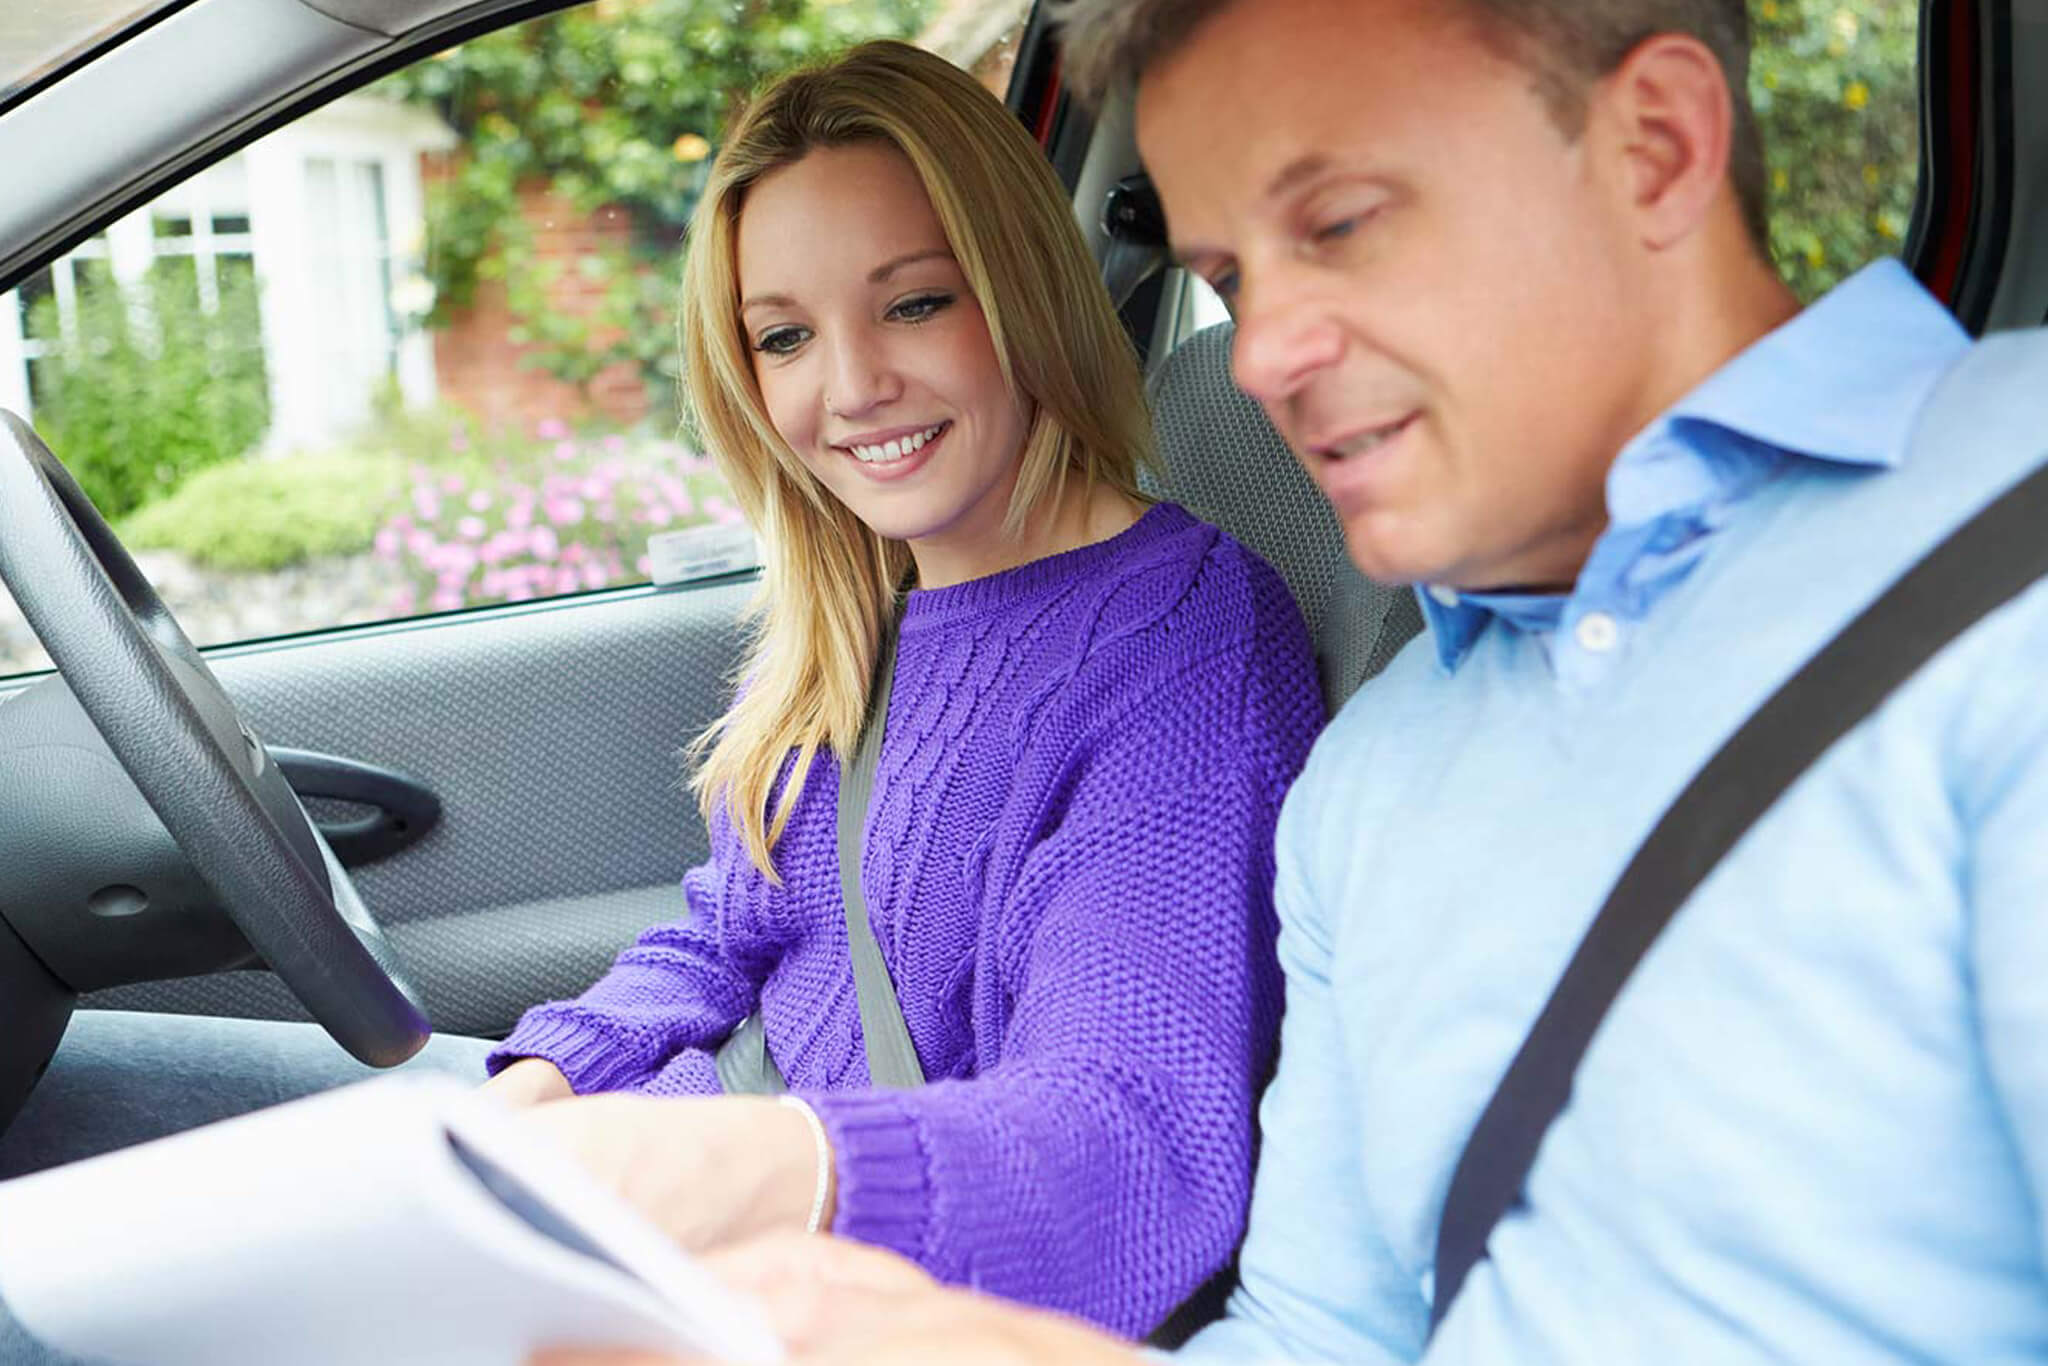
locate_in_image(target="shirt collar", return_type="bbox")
[1655,258,1968,473]
[1419,259,1969,672]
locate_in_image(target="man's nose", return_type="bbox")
[1229,271,1345,406]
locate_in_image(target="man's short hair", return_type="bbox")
[1056,0,1769,248]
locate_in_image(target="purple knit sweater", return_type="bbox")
[488,503,1323,1334]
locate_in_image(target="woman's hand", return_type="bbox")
[519,1094,829,1252]
[531,1233,1144,1366]
[483,1058,575,1108]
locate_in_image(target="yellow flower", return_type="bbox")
[672,133,711,163]
[1762,70,1779,90]
[1805,242,1827,267]
[1876,211,1904,241]
[1773,169,1790,193]
[1845,81,1870,111]
[1760,0,1778,16]
[1863,163,1881,188]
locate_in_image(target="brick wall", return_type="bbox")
[428,170,660,433]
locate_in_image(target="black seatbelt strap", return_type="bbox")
[1431,456,2048,1333]
[836,607,925,1089]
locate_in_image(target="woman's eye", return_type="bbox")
[889,292,954,323]
[754,326,808,357]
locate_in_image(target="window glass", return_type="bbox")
[1753,0,1920,301]
[1,0,1035,678]
[0,0,174,106]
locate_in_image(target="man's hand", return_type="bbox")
[532,1233,1145,1366]
[518,1095,828,1252]
[482,1058,575,1108]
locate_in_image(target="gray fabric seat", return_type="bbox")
[1147,321,1422,708]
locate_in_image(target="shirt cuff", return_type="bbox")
[486,1011,658,1094]
[806,1088,933,1263]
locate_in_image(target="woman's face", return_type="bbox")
[736,141,1032,580]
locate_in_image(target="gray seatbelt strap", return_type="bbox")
[837,610,925,1089]
[713,605,924,1095]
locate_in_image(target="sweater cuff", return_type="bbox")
[486,1011,660,1094]
[806,1089,933,1264]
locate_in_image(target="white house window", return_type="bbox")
[0,94,449,454]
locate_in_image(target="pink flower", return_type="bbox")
[707,497,742,525]
[467,490,493,512]
[373,527,400,559]
[635,554,653,577]
[644,503,674,526]
[536,418,569,441]
[389,588,417,616]
[412,489,442,521]
[603,434,627,455]
[544,496,586,526]
[406,530,436,557]
[554,441,579,463]
[528,526,560,561]
[430,588,464,613]
[431,544,478,577]
[440,474,465,495]
[506,501,534,531]
[562,543,588,566]
[581,562,609,590]
[554,568,582,595]
[449,432,470,453]
[457,516,487,541]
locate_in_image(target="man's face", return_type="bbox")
[1139,0,1658,590]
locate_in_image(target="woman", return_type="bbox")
[484,41,1323,1338]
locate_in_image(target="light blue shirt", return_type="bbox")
[1185,261,2048,1364]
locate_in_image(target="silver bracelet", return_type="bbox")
[777,1093,832,1235]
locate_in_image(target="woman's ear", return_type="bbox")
[1591,33,1737,252]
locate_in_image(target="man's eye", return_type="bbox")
[889,292,954,322]
[1208,268,1240,302]
[1313,215,1361,244]
[754,326,808,356]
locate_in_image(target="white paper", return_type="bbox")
[0,1076,782,1366]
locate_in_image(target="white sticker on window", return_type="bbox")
[646,523,760,586]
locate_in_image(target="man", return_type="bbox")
[550,0,2048,1360]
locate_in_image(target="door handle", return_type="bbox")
[270,747,441,867]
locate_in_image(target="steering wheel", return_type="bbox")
[0,412,429,1066]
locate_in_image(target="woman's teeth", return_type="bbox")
[850,422,945,464]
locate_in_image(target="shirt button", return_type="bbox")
[1574,611,1621,654]
[1428,584,1460,608]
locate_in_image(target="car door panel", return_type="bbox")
[75,578,752,1037]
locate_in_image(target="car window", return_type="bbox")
[0,0,1034,679]
[0,0,176,106]
[1172,0,1922,342]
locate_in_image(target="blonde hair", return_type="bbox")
[681,39,1153,878]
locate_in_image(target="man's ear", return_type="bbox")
[1593,33,1735,252]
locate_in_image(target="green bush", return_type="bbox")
[119,451,404,572]
[1753,0,1920,301]
[29,263,272,519]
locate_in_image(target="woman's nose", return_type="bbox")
[823,333,902,420]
